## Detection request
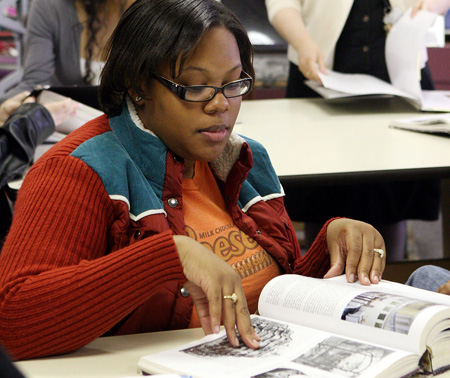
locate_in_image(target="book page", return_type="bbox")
[317,70,414,100]
[329,275,450,362]
[304,79,394,101]
[138,316,418,378]
[357,276,450,307]
[258,275,450,354]
[385,9,437,106]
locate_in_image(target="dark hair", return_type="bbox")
[80,0,128,84]
[99,0,254,117]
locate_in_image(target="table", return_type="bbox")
[236,97,450,257]
[15,329,205,378]
[9,98,450,377]
[12,97,450,197]
[235,97,450,184]
[14,328,450,378]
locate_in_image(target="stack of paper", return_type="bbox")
[389,113,450,135]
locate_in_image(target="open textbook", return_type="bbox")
[305,9,450,112]
[34,87,103,141]
[138,274,450,378]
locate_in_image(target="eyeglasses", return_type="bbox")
[151,71,253,102]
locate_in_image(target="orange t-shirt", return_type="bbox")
[182,161,282,328]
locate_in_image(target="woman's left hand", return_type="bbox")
[324,219,386,285]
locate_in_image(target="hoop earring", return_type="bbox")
[135,96,142,102]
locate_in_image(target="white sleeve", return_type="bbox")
[265,0,302,22]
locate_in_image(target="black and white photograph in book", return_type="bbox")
[342,292,435,334]
[182,317,294,358]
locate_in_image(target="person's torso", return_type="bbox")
[333,0,390,81]
[182,161,282,326]
[55,104,296,333]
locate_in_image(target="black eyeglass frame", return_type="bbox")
[150,71,253,102]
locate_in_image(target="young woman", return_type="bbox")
[1,0,134,100]
[0,0,385,361]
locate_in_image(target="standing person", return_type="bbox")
[266,0,437,97]
[0,0,134,101]
[265,0,441,261]
[0,0,386,361]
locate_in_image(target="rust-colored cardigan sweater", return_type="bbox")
[0,102,331,360]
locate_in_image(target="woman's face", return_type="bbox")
[134,27,243,174]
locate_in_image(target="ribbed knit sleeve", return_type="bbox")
[291,218,336,278]
[0,149,185,360]
[248,191,331,278]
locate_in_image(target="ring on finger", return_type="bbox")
[373,248,384,258]
[223,293,238,304]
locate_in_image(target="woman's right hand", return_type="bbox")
[173,235,260,349]
[296,35,327,83]
[269,8,326,83]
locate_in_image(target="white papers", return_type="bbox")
[308,8,450,112]
[425,14,445,47]
[318,70,414,99]
[421,90,450,112]
[390,112,450,135]
[385,8,436,103]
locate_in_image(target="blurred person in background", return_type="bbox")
[265,0,445,262]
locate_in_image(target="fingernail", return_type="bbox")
[214,325,220,334]
[349,273,355,283]
[234,336,239,346]
[364,276,370,285]
[253,338,260,347]
[372,275,380,284]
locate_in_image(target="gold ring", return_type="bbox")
[374,248,384,258]
[223,293,238,304]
